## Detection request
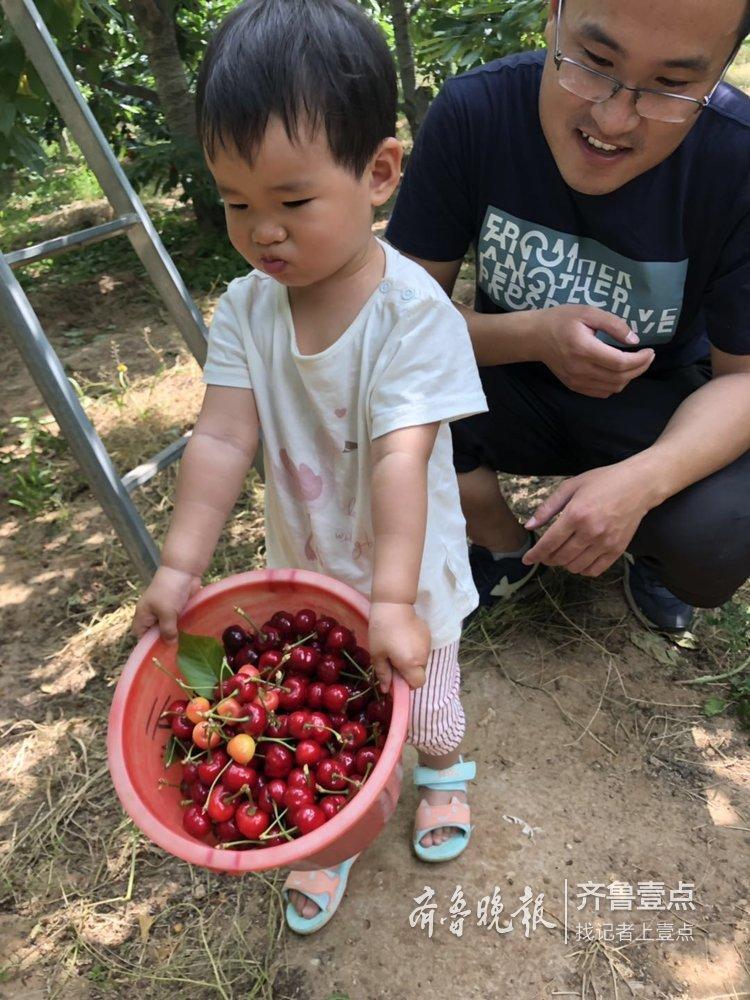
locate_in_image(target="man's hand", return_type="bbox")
[133,566,201,641]
[368,602,430,693]
[535,305,655,398]
[522,461,660,577]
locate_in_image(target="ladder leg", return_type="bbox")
[0,256,159,583]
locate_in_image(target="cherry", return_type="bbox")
[303,711,330,744]
[171,713,194,739]
[340,720,368,749]
[236,803,271,839]
[323,683,350,713]
[258,778,286,813]
[193,721,222,750]
[234,644,259,667]
[197,750,229,785]
[224,762,258,793]
[326,625,355,654]
[293,608,316,634]
[264,744,294,778]
[365,695,392,726]
[224,674,258,703]
[306,681,325,709]
[320,794,347,819]
[355,746,381,772]
[183,804,212,838]
[287,710,311,740]
[238,663,261,681]
[240,702,267,737]
[284,786,314,812]
[222,625,249,654]
[269,611,295,639]
[186,697,211,725]
[227,733,255,765]
[255,688,280,713]
[352,645,371,669]
[295,804,326,834]
[287,767,314,791]
[190,781,210,805]
[182,761,199,784]
[334,749,356,775]
[216,817,240,842]
[206,785,236,823]
[164,699,188,716]
[348,687,372,713]
[288,645,320,675]
[278,675,308,711]
[258,649,284,675]
[295,739,326,766]
[266,713,290,739]
[315,615,337,640]
[264,835,287,847]
[256,625,282,652]
[317,654,343,685]
[215,697,243,721]
[316,759,347,791]
[329,711,347,730]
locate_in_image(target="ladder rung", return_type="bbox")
[121,432,191,493]
[5,213,141,268]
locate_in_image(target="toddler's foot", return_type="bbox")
[416,784,468,848]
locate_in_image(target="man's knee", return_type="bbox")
[632,458,750,607]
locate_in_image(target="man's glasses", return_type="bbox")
[553,0,738,124]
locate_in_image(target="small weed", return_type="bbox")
[3,411,65,516]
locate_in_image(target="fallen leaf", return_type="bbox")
[138,913,155,943]
[628,631,681,667]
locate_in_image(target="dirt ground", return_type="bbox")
[0,212,749,1000]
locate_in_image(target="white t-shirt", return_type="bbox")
[202,240,488,647]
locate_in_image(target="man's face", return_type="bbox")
[538,0,743,195]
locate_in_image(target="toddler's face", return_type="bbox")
[206,118,380,286]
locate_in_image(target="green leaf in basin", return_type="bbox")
[177,631,224,697]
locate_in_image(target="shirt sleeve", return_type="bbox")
[368,297,488,441]
[703,209,750,355]
[201,283,254,389]
[385,82,476,262]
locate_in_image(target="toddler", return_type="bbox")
[133,0,487,934]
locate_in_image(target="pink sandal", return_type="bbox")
[282,855,358,934]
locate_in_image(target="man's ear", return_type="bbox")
[369,137,403,207]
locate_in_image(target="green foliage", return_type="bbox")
[700,601,750,729]
[413,0,546,84]
[2,410,65,516]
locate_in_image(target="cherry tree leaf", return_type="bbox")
[177,631,224,697]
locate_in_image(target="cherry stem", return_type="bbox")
[201,759,233,813]
[233,605,263,637]
[256,736,295,749]
[151,657,193,694]
[225,784,252,803]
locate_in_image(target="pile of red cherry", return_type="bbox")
[161,607,391,849]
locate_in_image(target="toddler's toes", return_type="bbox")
[288,889,321,919]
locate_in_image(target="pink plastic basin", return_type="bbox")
[108,568,408,872]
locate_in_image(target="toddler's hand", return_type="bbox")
[368,602,430,693]
[132,566,201,642]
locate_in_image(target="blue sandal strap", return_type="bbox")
[412,757,476,791]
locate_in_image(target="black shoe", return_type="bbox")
[623,555,694,633]
[469,532,542,610]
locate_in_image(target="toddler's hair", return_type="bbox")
[196,0,398,176]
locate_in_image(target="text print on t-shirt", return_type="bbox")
[478,206,688,347]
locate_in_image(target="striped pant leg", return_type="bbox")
[406,639,465,756]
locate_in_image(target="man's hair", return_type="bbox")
[196,0,397,177]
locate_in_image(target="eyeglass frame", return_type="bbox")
[552,0,740,121]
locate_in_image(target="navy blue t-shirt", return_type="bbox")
[386,50,750,371]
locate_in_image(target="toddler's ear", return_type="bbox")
[369,137,403,207]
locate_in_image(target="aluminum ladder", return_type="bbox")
[0,0,209,583]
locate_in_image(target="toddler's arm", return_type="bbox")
[133,385,259,640]
[369,422,439,692]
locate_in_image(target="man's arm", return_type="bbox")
[404,253,655,396]
[522,347,750,577]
